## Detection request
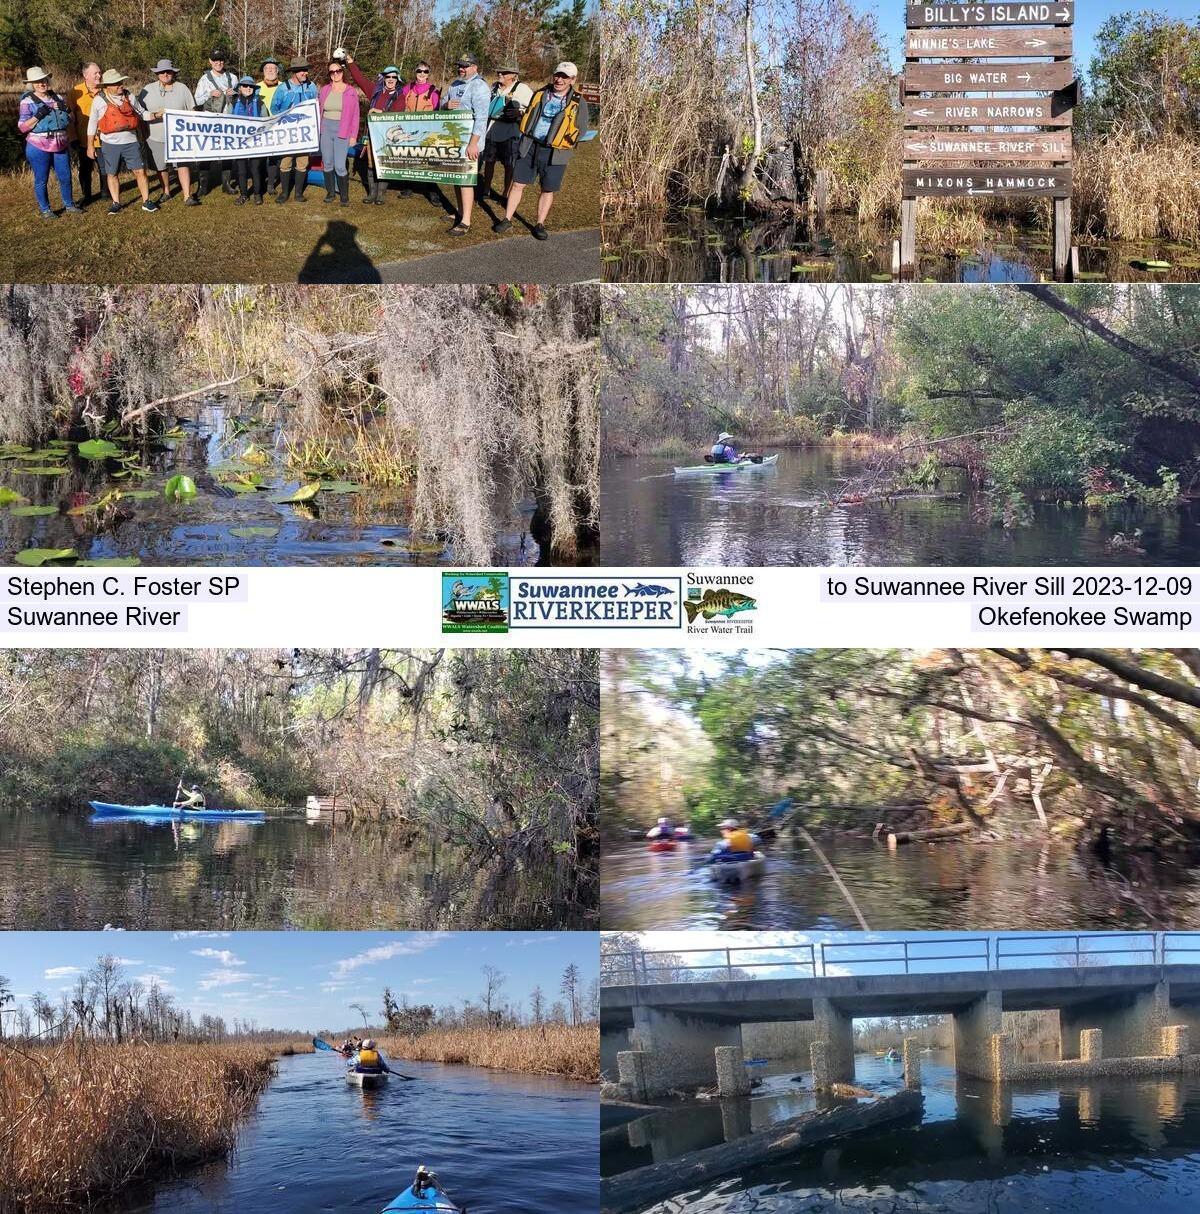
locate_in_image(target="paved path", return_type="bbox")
[377,227,600,283]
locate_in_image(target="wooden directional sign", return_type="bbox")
[903,168,1071,198]
[903,95,1073,127]
[907,3,1074,26]
[905,28,1072,57]
[904,61,1073,92]
[903,132,1071,161]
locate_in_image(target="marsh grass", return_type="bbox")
[381,1024,599,1083]
[0,1039,276,1212]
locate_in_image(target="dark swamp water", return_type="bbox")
[600,836,1200,932]
[601,449,1200,567]
[0,402,544,567]
[112,1053,598,1213]
[602,1052,1200,1212]
[0,804,568,930]
[600,212,1200,285]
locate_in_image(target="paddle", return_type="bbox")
[313,1036,416,1080]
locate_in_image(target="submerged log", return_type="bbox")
[599,1090,924,1213]
[886,822,975,847]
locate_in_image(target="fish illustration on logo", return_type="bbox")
[625,582,673,597]
[684,589,757,624]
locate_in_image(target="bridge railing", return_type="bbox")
[602,932,1200,987]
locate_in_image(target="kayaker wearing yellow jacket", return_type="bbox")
[716,819,755,856]
[492,61,590,241]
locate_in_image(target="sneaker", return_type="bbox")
[184,195,200,207]
[107,202,121,216]
[492,218,513,234]
[233,195,246,206]
[398,188,413,198]
[142,200,160,213]
[531,223,549,240]
[39,209,58,219]
[63,205,84,214]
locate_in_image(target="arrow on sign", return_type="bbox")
[967,188,996,196]
[1057,7,1071,19]
[910,107,933,117]
[1018,73,1033,83]
[1025,38,1047,48]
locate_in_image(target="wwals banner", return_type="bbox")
[164,100,320,162]
[367,111,479,185]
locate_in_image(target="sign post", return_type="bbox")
[899,3,1076,281]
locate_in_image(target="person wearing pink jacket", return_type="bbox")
[317,57,363,208]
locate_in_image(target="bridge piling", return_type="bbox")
[813,997,854,1083]
[953,990,1003,1079]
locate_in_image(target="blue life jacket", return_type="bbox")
[231,93,265,117]
[710,443,738,463]
[271,78,317,114]
[22,90,71,136]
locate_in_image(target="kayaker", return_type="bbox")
[357,1038,392,1073]
[174,783,206,810]
[710,433,741,464]
[646,815,675,839]
[713,818,755,858]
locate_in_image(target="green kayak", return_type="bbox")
[674,455,778,476]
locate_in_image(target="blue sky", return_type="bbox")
[0,932,598,1031]
[870,2,1198,76]
[627,930,1200,979]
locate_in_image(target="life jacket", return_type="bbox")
[520,87,581,151]
[722,829,754,854]
[21,90,71,136]
[96,92,140,135]
[357,1048,382,1070]
[232,93,264,118]
[710,443,737,463]
[199,70,234,113]
[401,83,437,112]
[370,83,403,112]
[273,78,317,113]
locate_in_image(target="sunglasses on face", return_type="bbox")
[329,67,343,73]
[553,72,570,79]
[416,69,429,74]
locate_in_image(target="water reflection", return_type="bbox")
[0,804,571,930]
[600,837,1200,931]
[600,213,1200,286]
[600,450,1200,567]
[0,401,541,566]
[603,1054,1200,1212]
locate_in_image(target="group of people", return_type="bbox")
[17,49,590,239]
[646,815,760,858]
[337,1036,392,1072]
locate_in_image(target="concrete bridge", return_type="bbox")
[602,963,1200,1096]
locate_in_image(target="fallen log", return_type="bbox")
[599,1090,924,1213]
[887,822,975,847]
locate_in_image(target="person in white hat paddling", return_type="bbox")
[17,66,81,218]
[87,68,156,215]
[139,60,198,205]
[493,61,589,241]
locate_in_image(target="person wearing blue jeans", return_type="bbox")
[17,66,80,218]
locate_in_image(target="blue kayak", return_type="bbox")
[89,800,266,822]
[383,1169,463,1212]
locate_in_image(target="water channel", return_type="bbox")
[602,1052,1200,1212]
[0,402,543,567]
[113,1053,598,1213]
[0,805,568,931]
[600,837,1200,932]
[601,214,1200,286]
[600,450,1200,567]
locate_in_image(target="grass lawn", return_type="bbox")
[1,137,599,282]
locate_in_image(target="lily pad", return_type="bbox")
[15,547,77,566]
[164,474,198,502]
[1132,259,1171,271]
[870,273,892,282]
[8,505,59,517]
[792,263,824,273]
[277,482,321,504]
[381,538,445,553]
[78,438,123,460]
[122,490,159,500]
[224,480,261,494]
[241,443,273,467]
[15,450,62,461]
[14,466,68,475]
[230,526,279,538]
[77,557,142,567]
[0,488,27,505]
[320,480,361,494]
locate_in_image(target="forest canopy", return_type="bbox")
[602,283,1200,510]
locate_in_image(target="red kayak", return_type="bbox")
[648,839,677,853]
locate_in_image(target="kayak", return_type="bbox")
[648,839,677,853]
[708,851,767,883]
[346,1068,388,1088]
[673,830,695,841]
[88,800,266,822]
[674,455,778,476]
[382,1177,462,1212]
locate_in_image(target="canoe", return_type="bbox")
[346,1067,389,1089]
[647,839,677,853]
[88,800,266,822]
[708,851,767,883]
[674,455,778,476]
[382,1178,462,1212]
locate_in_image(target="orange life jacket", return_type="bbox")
[357,1048,382,1069]
[724,829,754,854]
[96,92,139,135]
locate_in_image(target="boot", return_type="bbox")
[322,170,337,203]
[275,168,292,204]
[220,168,237,195]
[374,178,387,205]
[338,173,350,208]
[294,171,308,202]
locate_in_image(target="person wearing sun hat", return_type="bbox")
[256,56,284,193]
[480,61,532,202]
[194,50,239,196]
[342,51,406,204]
[87,69,157,216]
[228,76,269,205]
[17,66,81,218]
[270,55,318,204]
[139,60,197,205]
[440,52,490,235]
[493,60,588,240]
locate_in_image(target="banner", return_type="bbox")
[164,99,320,162]
[367,111,479,185]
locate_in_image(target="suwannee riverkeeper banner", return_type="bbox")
[164,100,320,162]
